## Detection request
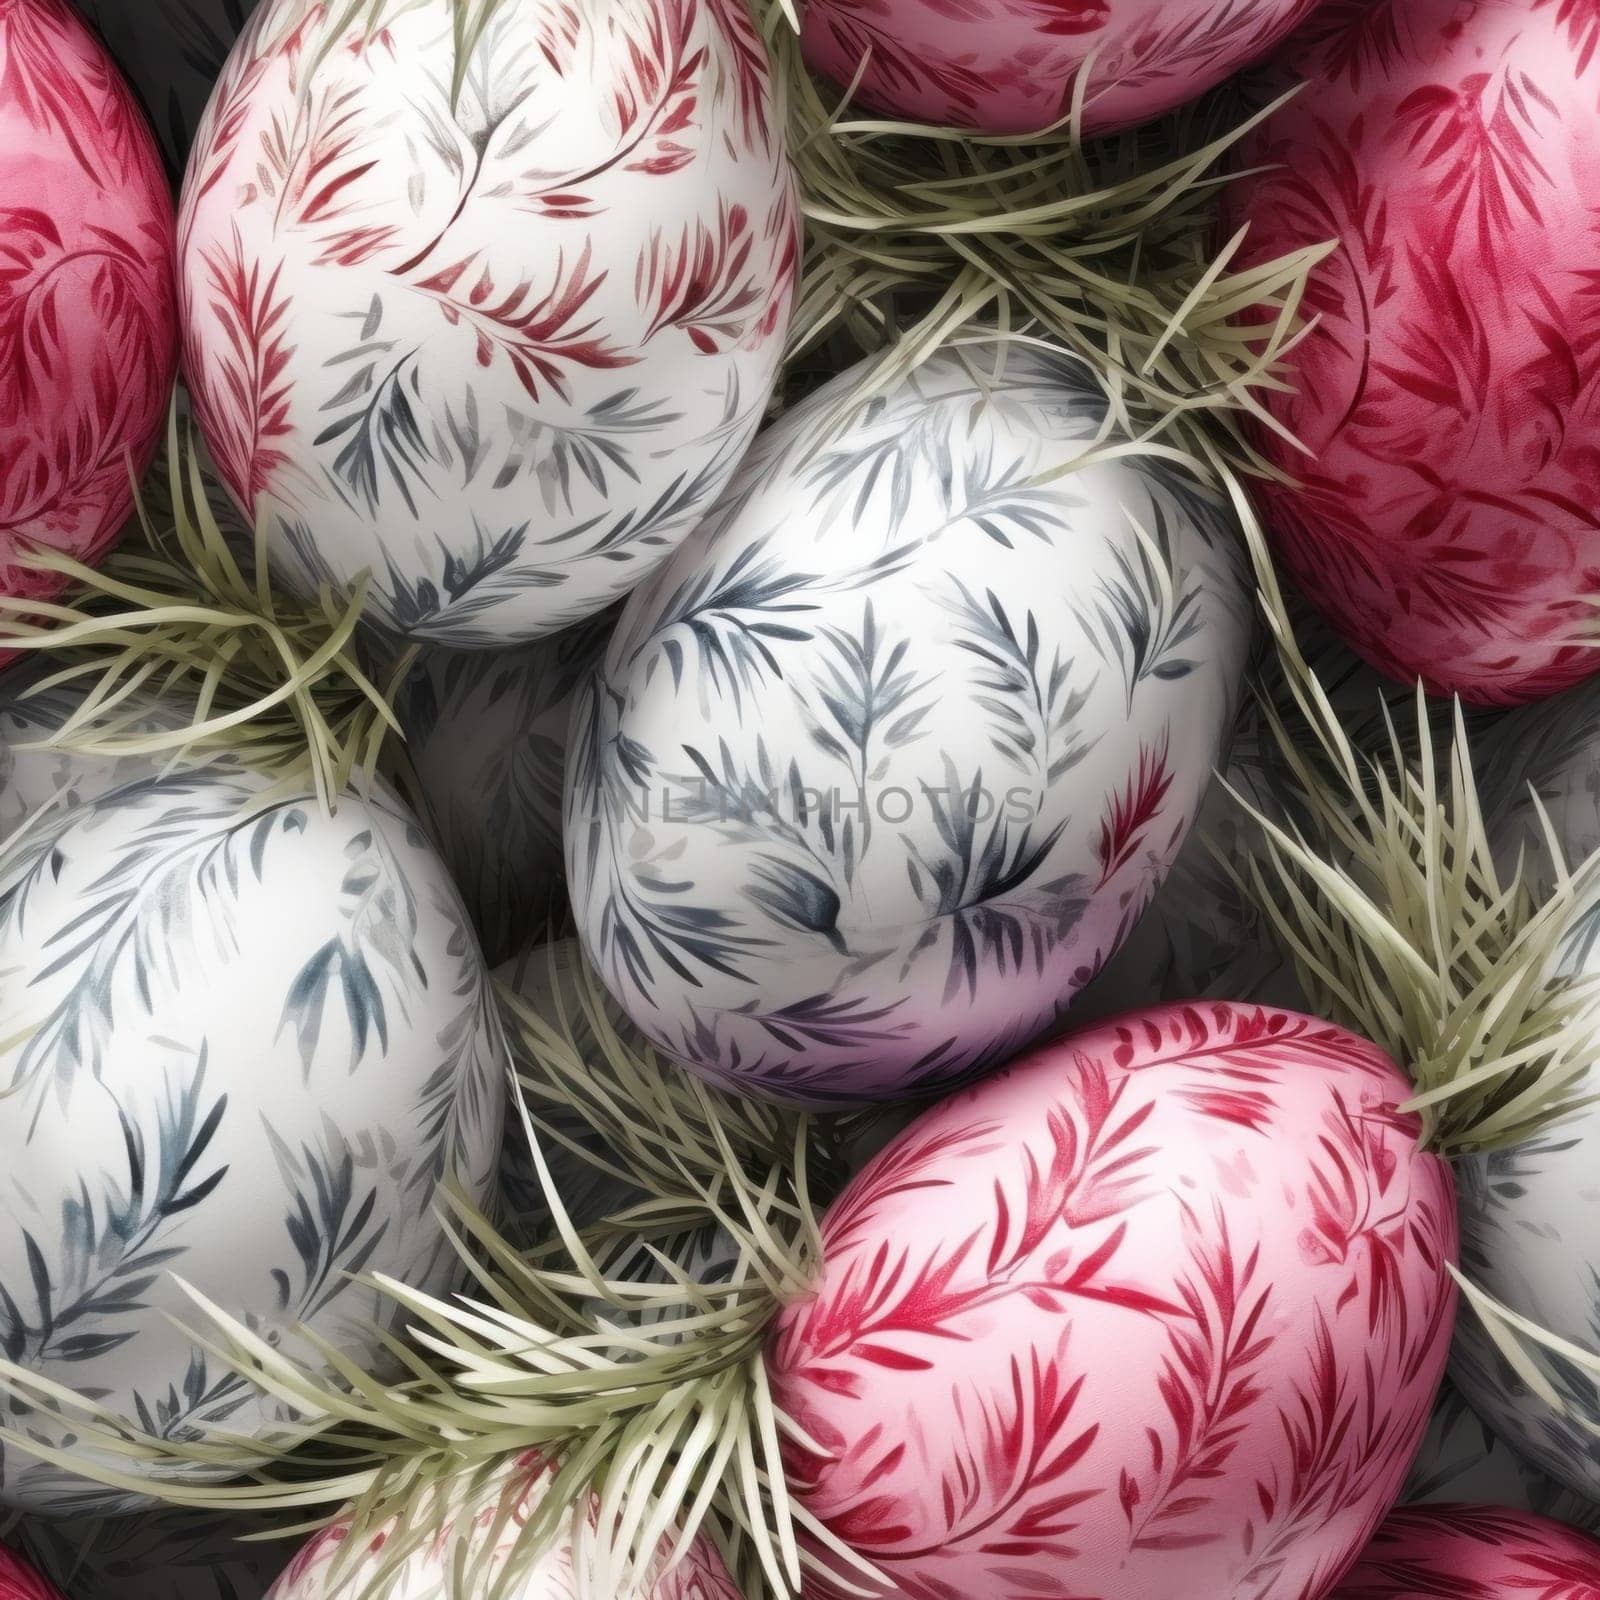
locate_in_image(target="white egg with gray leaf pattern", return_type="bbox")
[394,610,617,965]
[0,675,505,1515]
[565,343,1251,1105]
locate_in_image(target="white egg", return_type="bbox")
[180,0,798,646]
[566,342,1251,1104]
[0,678,506,1514]
[395,610,616,966]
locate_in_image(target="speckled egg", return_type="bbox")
[1329,1505,1600,1596]
[801,0,1319,135]
[266,1451,740,1599]
[1230,0,1600,705]
[768,1002,1459,1599]
[395,609,617,965]
[566,342,1251,1105]
[0,674,506,1514]
[0,0,178,651]
[180,0,798,647]
[69,0,258,180]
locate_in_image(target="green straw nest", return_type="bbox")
[0,410,408,813]
[1221,476,1600,1162]
[0,0,1331,799]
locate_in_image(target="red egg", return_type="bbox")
[0,0,178,657]
[1229,0,1600,705]
[768,1003,1458,1600]
[0,1546,63,1600]
[1330,1504,1600,1595]
[800,0,1321,135]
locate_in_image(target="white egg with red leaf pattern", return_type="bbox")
[266,1451,740,1600]
[768,1003,1458,1600]
[566,342,1250,1105]
[180,0,797,646]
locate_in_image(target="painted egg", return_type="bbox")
[1404,1379,1600,1534]
[1229,1,1600,706]
[1450,671,1600,1502]
[0,676,506,1514]
[0,0,179,651]
[180,0,798,648]
[800,0,1319,135]
[16,1505,293,1600]
[1329,1505,1600,1597]
[565,342,1251,1106]
[69,0,258,180]
[767,1002,1458,1598]
[0,1547,63,1600]
[395,608,617,966]
[266,1450,739,1599]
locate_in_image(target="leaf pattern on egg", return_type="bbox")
[178,0,798,646]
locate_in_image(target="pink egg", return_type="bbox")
[768,1003,1458,1600]
[799,0,1320,135]
[0,1546,63,1600]
[1329,1504,1600,1595]
[0,0,179,656]
[268,1451,739,1600]
[1229,0,1600,706]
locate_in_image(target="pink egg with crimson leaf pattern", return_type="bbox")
[768,1003,1458,1600]
[1329,1504,1600,1597]
[1229,0,1600,706]
[799,0,1321,135]
[0,0,179,661]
